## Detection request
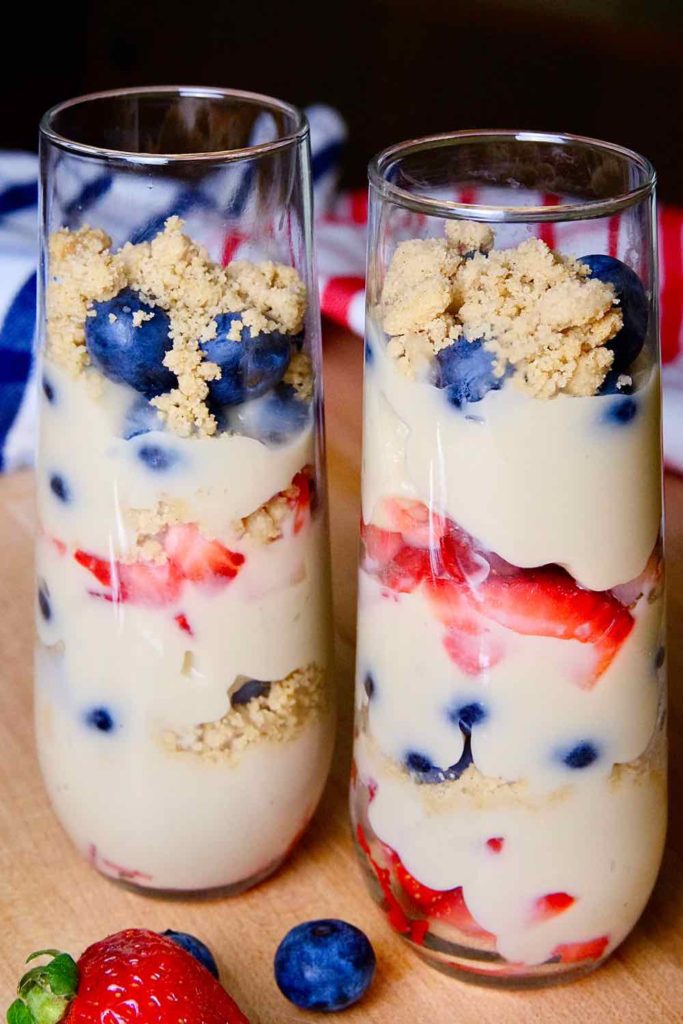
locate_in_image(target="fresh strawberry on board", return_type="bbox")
[7,929,249,1024]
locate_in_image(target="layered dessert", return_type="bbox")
[35,217,333,892]
[352,221,666,980]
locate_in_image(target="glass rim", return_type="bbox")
[368,129,656,222]
[39,85,309,165]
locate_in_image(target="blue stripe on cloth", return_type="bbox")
[311,141,345,182]
[130,189,213,244]
[64,174,113,227]
[0,271,36,471]
[0,181,39,219]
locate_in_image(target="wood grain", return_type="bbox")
[1,325,682,1022]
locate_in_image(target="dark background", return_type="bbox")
[10,0,683,200]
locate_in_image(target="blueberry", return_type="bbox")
[38,583,51,621]
[84,707,116,733]
[448,701,487,734]
[137,444,180,471]
[274,919,376,1012]
[203,313,291,405]
[599,366,635,396]
[42,375,56,404]
[162,930,219,979]
[122,395,163,439]
[560,741,600,769]
[404,736,474,784]
[231,679,271,705]
[433,338,506,407]
[364,340,374,365]
[364,673,375,699]
[85,287,175,398]
[601,396,638,425]
[655,646,666,670]
[49,473,71,503]
[580,255,648,376]
[224,383,312,445]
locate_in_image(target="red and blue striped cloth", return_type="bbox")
[1,114,683,470]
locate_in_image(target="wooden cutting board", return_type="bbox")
[1,325,681,1022]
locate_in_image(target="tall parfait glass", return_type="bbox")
[351,130,665,986]
[36,87,333,894]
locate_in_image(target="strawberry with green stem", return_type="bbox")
[7,930,249,1024]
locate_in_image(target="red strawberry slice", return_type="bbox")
[175,612,194,636]
[75,551,183,606]
[532,892,576,922]
[552,935,609,963]
[475,569,634,685]
[427,578,505,673]
[486,837,505,853]
[290,468,313,534]
[380,498,446,548]
[356,824,413,936]
[378,545,433,594]
[392,854,494,941]
[361,522,404,567]
[164,524,245,585]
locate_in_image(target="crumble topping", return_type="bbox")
[233,471,308,544]
[164,663,325,762]
[124,499,190,562]
[283,351,314,400]
[46,217,308,437]
[380,222,624,397]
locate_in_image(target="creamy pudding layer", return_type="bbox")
[36,219,332,890]
[354,220,665,971]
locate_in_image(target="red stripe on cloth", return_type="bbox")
[222,231,247,265]
[539,194,559,248]
[607,215,620,258]
[350,189,368,224]
[321,275,365,326]
[660,207,683,364]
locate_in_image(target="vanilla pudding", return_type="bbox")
[352,220,665,979]
[35,219,333,891]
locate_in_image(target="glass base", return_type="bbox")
[353,832,607,989]
[96,852,286,900]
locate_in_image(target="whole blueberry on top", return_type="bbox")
[274,919,376,1012]
[203,312,292,406]
[580,255,648,378]
[433,337,506,408]
[85,287,175,398]
[161,930,219,978]
[231,679,271,705]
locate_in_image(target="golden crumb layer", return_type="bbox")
[46,217,308,436]
[380,221,624,397]
[164,663,326,762]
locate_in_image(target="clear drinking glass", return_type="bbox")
[36,87,334,894]
[351,130,666,986]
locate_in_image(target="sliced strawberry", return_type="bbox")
[552,935,609,963]
[290,468,313,534]
[361,522,404,567]
[532,892,576,922]
[392,854,494,941]
[356,824,413,936]
[378,545,433,593]
[165,524,245,585]
[75,551,183,606]
[175,612,194,636]
[380,498,446,548]
[476,569,634,685]
[486,837,505,853]
[428,579,505,673]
